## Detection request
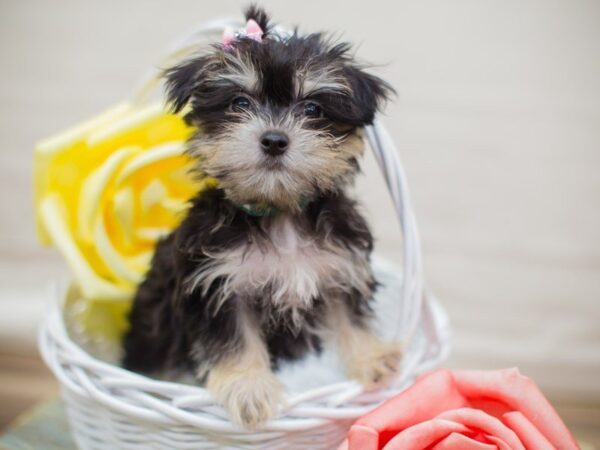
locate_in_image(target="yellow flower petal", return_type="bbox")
[40,194,131,301]
[34,104,132,243]
[140,179,167,214]
[77,147,135,242]
[162,196,190,215]
[94,215,144,286]
[135,226,172,241]
[112,187,135,247]
[34,101,214,342]
[115,141,187,185]
[129,251,152,272]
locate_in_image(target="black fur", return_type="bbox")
[163,29,393,133]
[122,187,375,377]
[245,4,272,35]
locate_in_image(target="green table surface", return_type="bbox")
[0,400,76,450]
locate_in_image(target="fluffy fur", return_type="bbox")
[122,6,400,428]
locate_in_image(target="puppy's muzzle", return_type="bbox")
[260,131,289,156]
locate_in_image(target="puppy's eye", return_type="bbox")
[231,96,251,111]
[304,102,322,118]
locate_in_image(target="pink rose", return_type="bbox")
[339,368,579,450]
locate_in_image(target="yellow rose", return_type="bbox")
[34,102,215,342]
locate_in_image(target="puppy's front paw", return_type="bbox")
[349,340,402,388]
[207,368,283,429]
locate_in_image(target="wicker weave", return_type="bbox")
[40,257,449,450]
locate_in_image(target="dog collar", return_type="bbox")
[235,202,280,217]
[232,197,311,217]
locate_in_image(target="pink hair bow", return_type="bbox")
[222,19,263,48]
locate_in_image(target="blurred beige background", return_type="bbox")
[1,0,599,442]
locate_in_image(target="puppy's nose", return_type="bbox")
[260,131,289,156]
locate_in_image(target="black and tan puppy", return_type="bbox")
[123,6,401,428]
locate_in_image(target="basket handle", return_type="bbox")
[365,122,424,344]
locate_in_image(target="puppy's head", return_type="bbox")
[165,6,393,210]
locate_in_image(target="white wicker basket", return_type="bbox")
[38,20,451,450]
[40,257,448,450]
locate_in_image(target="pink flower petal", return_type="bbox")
[343,368,578,450]
[354,369,468,446]
[382,418,470,450]
[502,411,557,450]
[436,408,525,450]
[345,424,379,450]
[484,434,515,450]
[432,432,498,450]
[453,368,578,449]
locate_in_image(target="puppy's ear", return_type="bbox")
[244,4,271,34]
[344,67,394,125]
[163,56,208,113]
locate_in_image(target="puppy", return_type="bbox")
[122,6,401,428]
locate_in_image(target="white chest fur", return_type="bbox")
[186,215,371,313]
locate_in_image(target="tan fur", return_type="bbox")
[205,315,283,428]
[325,302,402,388]
[212,51,259,92]
[298,66,352,97]
[190,117,365,210]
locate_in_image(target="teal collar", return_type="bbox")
[235,202,281,217]
[232,197,311,217]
